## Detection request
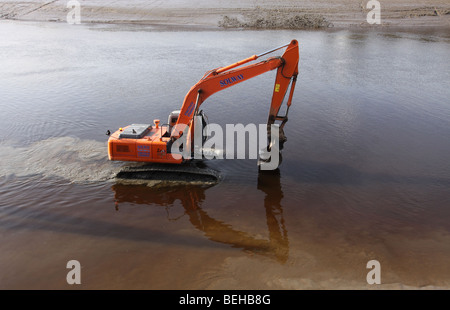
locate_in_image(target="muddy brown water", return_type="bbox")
[0,21,449,289]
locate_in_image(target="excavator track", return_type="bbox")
[115,161,221,185]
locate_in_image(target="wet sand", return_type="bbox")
[1,0,449,31]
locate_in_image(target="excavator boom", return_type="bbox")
[173,40,299,137]
[107,40,299,165]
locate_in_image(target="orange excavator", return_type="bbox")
[107,40,299,168]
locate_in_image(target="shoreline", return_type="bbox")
[1,0,449,33]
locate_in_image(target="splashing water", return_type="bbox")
[0,137,122,183]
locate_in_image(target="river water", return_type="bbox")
[0,20,449,289]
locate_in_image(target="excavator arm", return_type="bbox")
[172,39,299,139]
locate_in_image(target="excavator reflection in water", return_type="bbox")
[112,169,289,263]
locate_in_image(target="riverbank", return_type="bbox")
[1,0,449,31]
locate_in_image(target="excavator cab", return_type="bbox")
[168,110,180,130]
